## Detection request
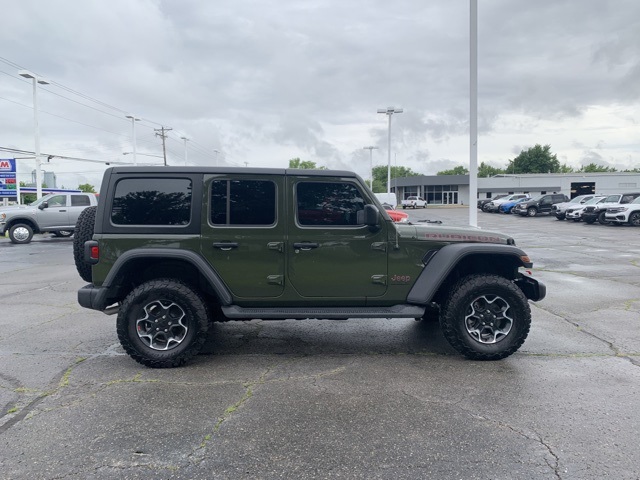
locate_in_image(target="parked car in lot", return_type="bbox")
[604,196,640,226]
[513,194,569,217]
[477,194,508,211]
[582,193,640,225]
[401,196,427,209]
[552,194,600,220]
[383,204,409,223]
[0,192,99,244]
[499,197,529,214]
[565,196,607,222]
[484,194,529,213]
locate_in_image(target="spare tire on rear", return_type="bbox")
[73,206,97,282]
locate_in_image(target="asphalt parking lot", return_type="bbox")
[1,207,639,479]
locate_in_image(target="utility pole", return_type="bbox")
[155,126,172,166]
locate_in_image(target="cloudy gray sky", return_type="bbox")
[1,0,639,189]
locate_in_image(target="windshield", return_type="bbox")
[528,195,544,202]
[632,197,640,205]
[604,194,620,203]
[584,197,604,205]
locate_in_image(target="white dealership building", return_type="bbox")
[390,172,640,206]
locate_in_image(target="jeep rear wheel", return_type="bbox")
[117,279,209,368]
[73,206,97,282]
[440,274,531,360]
[9,223,34,244]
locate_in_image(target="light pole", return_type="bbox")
[19,70,49,200]
[214,149,220,167]
[362,146,378,189]
[180,136,189,165]
[377,106,403,194]
[125,115,140,165]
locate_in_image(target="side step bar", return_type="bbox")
[221,304,425,320]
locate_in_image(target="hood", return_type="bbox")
[0,204,33,213]
[395,223,514,245]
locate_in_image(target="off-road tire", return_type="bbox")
[116,279,209,368]
[527,207,537,217]
[440,274,531,360]
[9,223,34,244]
[73,206,97,282]
[629,212,640,226]
[597,211,610,225]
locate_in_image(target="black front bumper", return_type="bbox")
[515,275,546,302]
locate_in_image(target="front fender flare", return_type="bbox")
[407,243,532,305]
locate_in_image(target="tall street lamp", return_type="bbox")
[214,149,220,166]
[362,146,378,189]
[19,70,49,200]
[377,106,403,194]
[125,115,140,165]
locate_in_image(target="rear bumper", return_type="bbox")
[78,284,110,311]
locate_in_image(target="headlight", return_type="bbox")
[399,217,409,223]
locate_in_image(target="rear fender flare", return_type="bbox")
[98,248,232,306]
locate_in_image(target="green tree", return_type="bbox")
[19,181,36,204]
[371,165,420,193]
[437,166,469,176]
[478,162,505,178]
[288,158,326,169]
[507,144,560,174]
[577,163,617,173]
[78,183,96,193]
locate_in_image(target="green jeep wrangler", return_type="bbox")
[75,166,545,368]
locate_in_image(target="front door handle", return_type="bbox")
[213,242,239,251]
[293,242,319,251]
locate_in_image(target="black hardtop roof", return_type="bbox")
[106,166,360,178]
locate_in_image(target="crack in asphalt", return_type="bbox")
[531,303,640,368]
[0,358,85,433]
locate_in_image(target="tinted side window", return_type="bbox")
[210,179,276,226]
[111,178,192,225]
[297,182,365,226]
[71,195,91,207]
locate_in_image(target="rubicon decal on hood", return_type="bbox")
[422,233,505,243]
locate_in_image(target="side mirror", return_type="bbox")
[363,204,379,227]
[38,201,48,210]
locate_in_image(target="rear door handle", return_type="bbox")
[293,242,319,251]
[213,242,239,251]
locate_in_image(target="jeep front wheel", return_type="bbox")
[9,223,34,244]
[440,274,531,360]
[117,279,209,368]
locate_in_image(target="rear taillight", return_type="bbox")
[90,245,99,260]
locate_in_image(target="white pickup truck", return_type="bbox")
[0,192,98,244]
[401,196,427,209]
